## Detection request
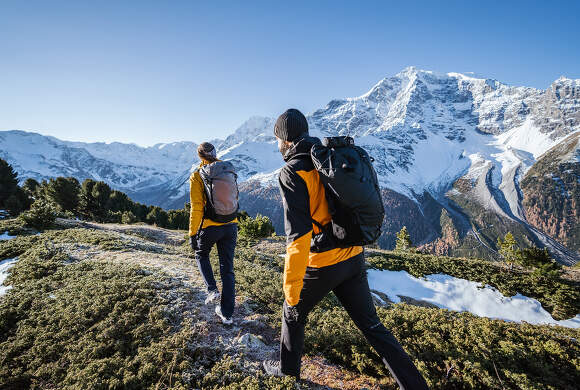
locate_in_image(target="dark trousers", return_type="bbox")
[194,223,237,318]
[280,253,429,389]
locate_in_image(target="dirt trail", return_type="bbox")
[59,220,387,389]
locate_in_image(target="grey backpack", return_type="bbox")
[198,161,239,223]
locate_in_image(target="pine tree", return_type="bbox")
[395,226,413,252]
[146,206,168,227]
[121,211,137,224]
[167,208,189,230]
[79,179,112,222]
[107,190,134,213]
[22,178,40,197]
[4,188,32,216]
[0,158,19,207]
[521,246,552,268]
[497,232,522,269]
[43,177,81,213]
[132,202,150,222]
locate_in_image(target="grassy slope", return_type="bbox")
[1,221,579,389]
[0,222,298,390]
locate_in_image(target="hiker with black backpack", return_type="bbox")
[189,142,239,325]
[262,109,429,389]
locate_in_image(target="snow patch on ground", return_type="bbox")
[0,258,18,296]
[367,269,580,328]
[0,232,15,241]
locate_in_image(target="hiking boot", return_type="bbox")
[262,360,285,377]
[262,360,299,379]
[215,305,233,325]
[205,289,220,305]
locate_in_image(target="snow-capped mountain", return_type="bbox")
[1,67,579,263]
[0,130,199,203]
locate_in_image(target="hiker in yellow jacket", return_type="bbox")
[189,142,238,324]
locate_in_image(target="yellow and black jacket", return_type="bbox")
[189,160,238,237]
[279,135,362,306]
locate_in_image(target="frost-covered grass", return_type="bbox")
[0,229,296,390]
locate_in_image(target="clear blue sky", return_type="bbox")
[1,0,578,146]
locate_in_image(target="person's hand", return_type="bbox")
[189,236,198,251]
[284,300,300,322]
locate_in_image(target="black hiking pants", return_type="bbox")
[194,223,237,318]
[280,252,429,389]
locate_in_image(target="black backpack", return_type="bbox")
[198,160,239,223]
[310,136,384,248]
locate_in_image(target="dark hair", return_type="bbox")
[198,151,217,162]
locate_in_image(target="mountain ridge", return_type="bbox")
[1,67,579,263]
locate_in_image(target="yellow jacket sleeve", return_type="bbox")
[189,171,205,237]
[283,230,312,306]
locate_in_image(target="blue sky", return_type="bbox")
[1,0,578,146]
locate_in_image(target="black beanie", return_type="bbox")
[274,109,308,142]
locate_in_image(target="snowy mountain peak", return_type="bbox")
[216,116,275,151]
[553,75,580,86]
[2,66,580,262]
[2,66,579,214]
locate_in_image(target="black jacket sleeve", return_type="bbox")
[278,165,313,305]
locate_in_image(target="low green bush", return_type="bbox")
[225,245,580,389]
[121,210,138,224]
[5,241,69,286]
[0,218,32,236]
[0,230,301,390]
[3,226,579,389]
[0,261,197,389]
[304,304,580,389]
[18,198,58,231]
[238,214,275,239]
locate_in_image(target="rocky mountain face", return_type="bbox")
[1,68,579,264]
[520,132,579,254]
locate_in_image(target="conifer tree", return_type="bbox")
[0,158,19,207]
[146,206,168,227]
[22,178,40,197]
[79,179,112,222]
[43,177,81,213]
[497,232,522,269]
[395,226,413,252]
[0,158,32,215]
[107,190,134,213]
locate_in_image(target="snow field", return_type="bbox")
[0,232,15,241]
[0,258,17,296]
[367,269,580,328]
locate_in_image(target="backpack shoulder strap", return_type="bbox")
[285,152,312,163]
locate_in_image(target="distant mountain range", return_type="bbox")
[1,67,578,264]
